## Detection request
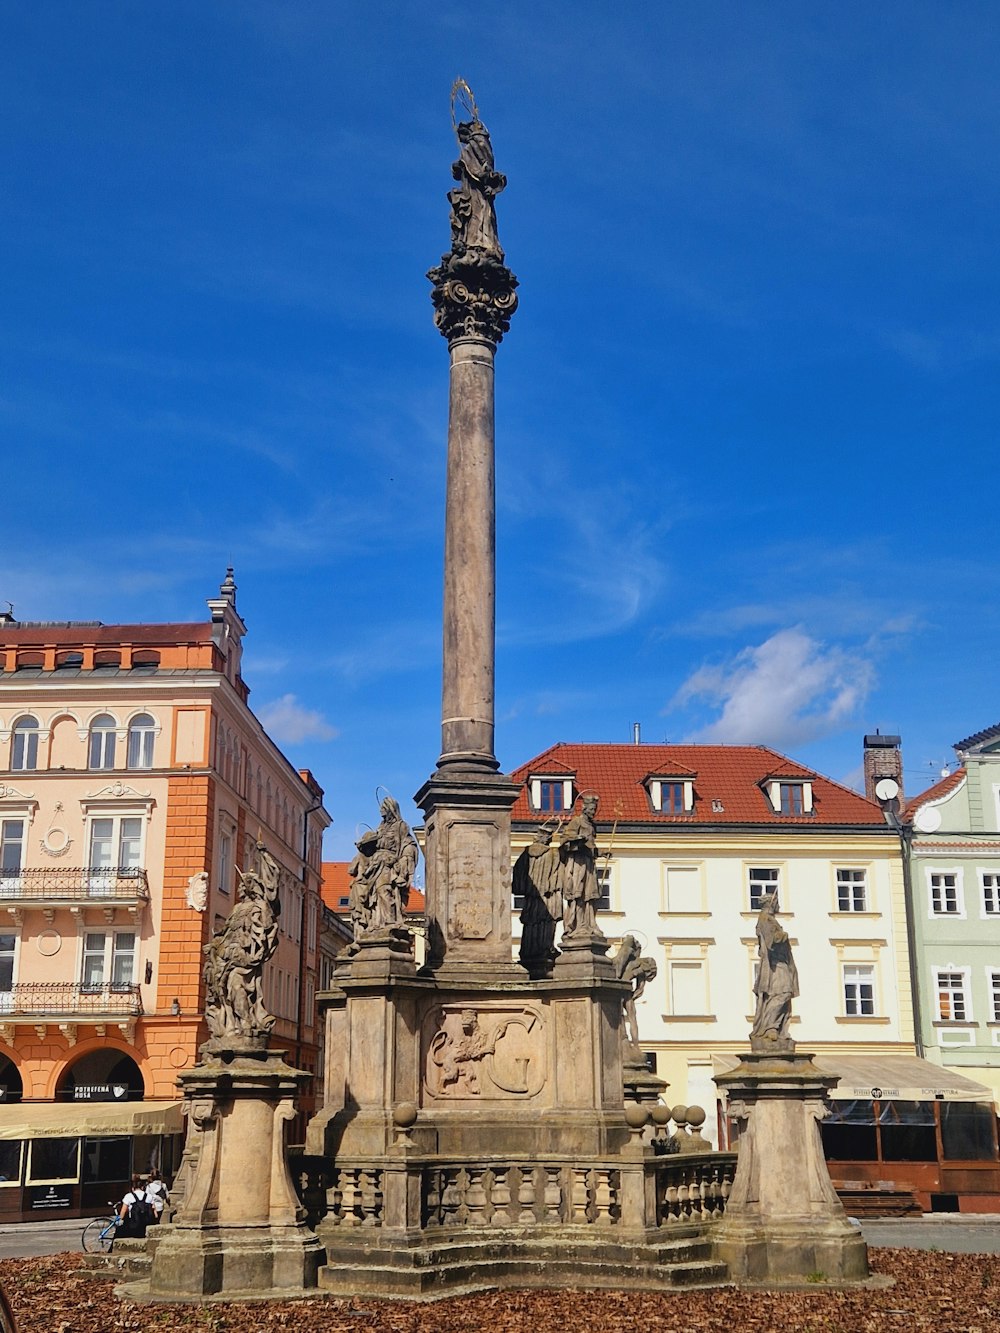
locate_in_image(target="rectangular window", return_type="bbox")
[0,821,24,895]
[81,931,136,991]
[990,970,1000,1024]
[779,783,804,815]
[663,865,701,913]
[0,934,15,1000]
[843,963,875,1016]
[87,817,143,893]
[219,831,232,895]
[837,868,867,912]
[982,873,1000,916]
[661,782,685,814]
[936,970,969,1022]
[539,781,565,813]
[595,865,612,913]
[748,867,779,911]
[930,871,961,915]
[27,1137,80,1185]
[668,961,705,1016]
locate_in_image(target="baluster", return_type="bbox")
[455,1167,471,1225]
[341,1169,363,1227]
[663,1172,679,1225]
[517,1165,536,1225]
[593,1170,614,1225]
[544,1167,562,1224]
[441,1169,462,1227]
[466,1168,488,1225]
[571,1168,590,1224]
[424,1168,440,1226]
[676,1165,692,1220]
[490,1166,512,1225]
[330,1170,344,1225]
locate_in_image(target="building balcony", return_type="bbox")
[0,982,144,1045]
[0,867,149,923]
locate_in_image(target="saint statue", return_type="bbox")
[360,796,419,931]
[203,840,281,1043]
[515,826,562,972]
[614,935,658,1048]
[347,827,379,942]
[750,891,799,1051]
[448,116,507,260]
[559,794,605,938]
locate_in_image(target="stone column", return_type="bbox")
[440,334,499,771]
[419,106,520,978]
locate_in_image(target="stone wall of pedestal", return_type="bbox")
[140,1048,323,1300]
[712,1053,869,1283]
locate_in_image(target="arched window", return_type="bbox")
[127,714,155,769]
[11,717,39,771]
[88,714,117,770]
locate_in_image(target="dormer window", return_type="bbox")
[766,780,812,815]
[647,777,694,814]
[529,776,573,813]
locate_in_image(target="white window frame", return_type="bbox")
[835,867,868,913]
[88,714,118,770]
[842,963,876,1016]
[218,827,233,896]
[980,870,1000,918]
[0,818,27,897]
[648,778,694,813]
[85,813,146,894]
[767,780,813,814]
[528,776,574,814]
[0,929,18,1010]
[988,967,1000,1025]
[933,966,972,1023]
[10,716,39,771]
[747,865,780,912]
[927,868,965,918]
[79,928,138,992]
[126,713,157,769]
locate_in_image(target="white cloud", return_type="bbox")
[256,694,339,744]
[669,627,874,749]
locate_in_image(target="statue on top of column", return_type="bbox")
[447,91,507,261]
[559,794,606,939]
[429,79,519,346]
[515,825,562,974]
[203,839,281,1045]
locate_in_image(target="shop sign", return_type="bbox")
[73,1084,129,1102]
[29,1185,72,1210]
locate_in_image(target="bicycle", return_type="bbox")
[81,1205,122,1253]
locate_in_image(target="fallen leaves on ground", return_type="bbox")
[1,1248,999,1332]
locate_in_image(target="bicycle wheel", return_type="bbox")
[81,1218,115,1253]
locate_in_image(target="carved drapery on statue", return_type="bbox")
[750,891,799,1052]
[348,796,419,945]
[515,826,562,971]
[428,79,519,346]
[613,935,658,1049]
[558,794,605,939]
[203,841,281,1045]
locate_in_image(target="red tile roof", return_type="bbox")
[320,862,425,914]
[0,623,212,646]
[903,768,967,821]
[509,743,884,826]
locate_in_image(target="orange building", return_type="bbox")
[0,572,329,1220]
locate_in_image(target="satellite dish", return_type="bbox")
[874,778,900,802]
[914,807,942,834]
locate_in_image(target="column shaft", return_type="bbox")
[440,336,497,771]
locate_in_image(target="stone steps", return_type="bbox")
[318,1230,728,1299]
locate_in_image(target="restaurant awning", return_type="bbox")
[0,1099,185,1140]
[712,1053,993,1103]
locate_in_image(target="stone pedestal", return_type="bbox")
[138,1046,322,1301]
[712,1052,869,1283]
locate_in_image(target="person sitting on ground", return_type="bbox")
[145,1167,169,1222]
[117,1174,154,1238]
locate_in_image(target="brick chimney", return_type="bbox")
[863,732,903,804]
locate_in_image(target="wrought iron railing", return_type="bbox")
[0,867,149,902]
[0,982,143,1017]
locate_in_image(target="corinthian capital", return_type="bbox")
[428,251,519,346]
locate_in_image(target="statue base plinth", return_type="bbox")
[345,927,417,980]
[623,1042,668,1104]
[552,930,613,981]
[712,1052,869,1283]
[136,1046,319,1301]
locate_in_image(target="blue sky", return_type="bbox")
[2,3,996,862]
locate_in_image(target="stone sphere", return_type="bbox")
[650,1103,672,1126]
[670,1104,689,1125]
[624,1103,649,1130]
[393,1101,418,1129]
[685,1104,706,1128]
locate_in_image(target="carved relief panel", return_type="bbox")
[424,1004,546,1101]
[444,822,497,941]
